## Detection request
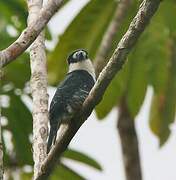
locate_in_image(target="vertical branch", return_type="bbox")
[94,0,132,76]
[117,98,142,180]
[27,0,48,179]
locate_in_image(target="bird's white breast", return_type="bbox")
[68,59,96,82]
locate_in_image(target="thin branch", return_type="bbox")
[0,0,64,68]
[36,0,162,179]
[94,0,132,76]
[27,0,49,179]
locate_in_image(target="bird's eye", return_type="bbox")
[72,52,77,59]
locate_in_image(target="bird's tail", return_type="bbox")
[47,128,57,154]
[47,123,70,154]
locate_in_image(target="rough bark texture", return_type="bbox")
[94,0,132,76]
[0,0,64,68]
[37,122,77,180]
[36,0,162,179]
[27,0,48,179]
[117,98,142,180]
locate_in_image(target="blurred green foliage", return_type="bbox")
[1,0,176,179]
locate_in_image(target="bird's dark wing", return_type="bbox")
[47,70,95,153]
[47,87,89,153]
[49,70,94,125]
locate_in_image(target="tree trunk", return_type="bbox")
[27,0,49,179]
[117,97,142,180]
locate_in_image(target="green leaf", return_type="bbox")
[149,39,176,146]
[0,28,15,49]
[2,91,33,166]
[51,163,85,180]
[2,53,30,89]
[63,148,102,171]
[126,61,147,117]
[146,11,170,93]
[126,33,149,117]
[0,0,27,30]
[45,27,52,41]
[95,1,138,119]
[0,27,30,90]
[0,0,52,37]
[2,133,11,167]
[95,62,129,119]
[158,1,176,35]
[126,1,172,117]
[0,18,7,32]
[48,0,117,85]
[20,172,33,180]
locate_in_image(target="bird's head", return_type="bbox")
[67,49,88,64]
[67,49,96,81]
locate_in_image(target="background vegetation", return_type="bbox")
[0,0,175,179]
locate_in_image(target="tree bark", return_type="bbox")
[117,97,142,180]
[36,0,162,179]
[27,0,49,179]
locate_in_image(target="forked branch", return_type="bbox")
[27,0,49,179]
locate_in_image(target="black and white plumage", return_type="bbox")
[47,49,96,153]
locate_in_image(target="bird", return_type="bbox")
[47,49,96,153]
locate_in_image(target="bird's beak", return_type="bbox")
[77,51,85,61]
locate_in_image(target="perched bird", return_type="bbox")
[47,49,96,153]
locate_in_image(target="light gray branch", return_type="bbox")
[0,0,64,68]
[27,0,49,179]
[36,0,162,179]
